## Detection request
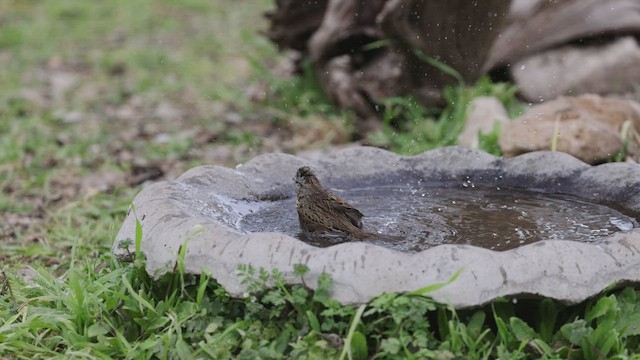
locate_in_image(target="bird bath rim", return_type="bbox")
[112,146,640,308]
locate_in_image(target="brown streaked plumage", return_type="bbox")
[294,166,398,241]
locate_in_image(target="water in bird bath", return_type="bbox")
[238,185,638,252]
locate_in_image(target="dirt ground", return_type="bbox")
[0,0,352,264]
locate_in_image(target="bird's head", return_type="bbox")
[294,166,319,188]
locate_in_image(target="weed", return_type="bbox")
[478,121,503,156]
[609,119,639,162]
[369,75,521,155]
[2,248,640,358]
[252,58,340,118]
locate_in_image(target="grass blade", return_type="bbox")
[339,304,367,360]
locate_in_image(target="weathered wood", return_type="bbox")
[264,0,328,52]
[308,0,394,124]
[378,0,511,106]
[380,0,511,82]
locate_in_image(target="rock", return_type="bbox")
[112,146,640,308]
[296,144,360,162]
[80,170,127,198]
[281,115,350,152]
[499,94,640,163]
[52,109,84,123]
[486,0,640,70]
[16,267,38,283]
[154,102,183,122]
[49,71,79,103]
[512,37,640,102]
[458,96,510,149]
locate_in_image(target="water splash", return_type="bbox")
[238,185,638,252]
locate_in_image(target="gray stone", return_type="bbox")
[458,96,509,149]
[112,146,640,308]
[512,37,640,102]
[500,94,640,164]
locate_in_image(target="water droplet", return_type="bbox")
[610,218,633,231]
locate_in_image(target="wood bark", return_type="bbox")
[378,0,511,106]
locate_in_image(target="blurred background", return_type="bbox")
[1,0,324,262]
[2,0,639,264]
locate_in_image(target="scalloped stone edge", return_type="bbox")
[112,146,640,308]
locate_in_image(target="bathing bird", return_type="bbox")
[294,166,400,241]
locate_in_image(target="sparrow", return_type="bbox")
[294,166,399,241]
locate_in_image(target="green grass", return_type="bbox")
[368,75,522,156]
[1,0,639,358]
[2,256,640,358]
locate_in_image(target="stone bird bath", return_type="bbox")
[112,147,640,308]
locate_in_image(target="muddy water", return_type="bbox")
[237,186,638,252]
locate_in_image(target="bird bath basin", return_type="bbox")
[112,146,640,308]
[241,186,636,252]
